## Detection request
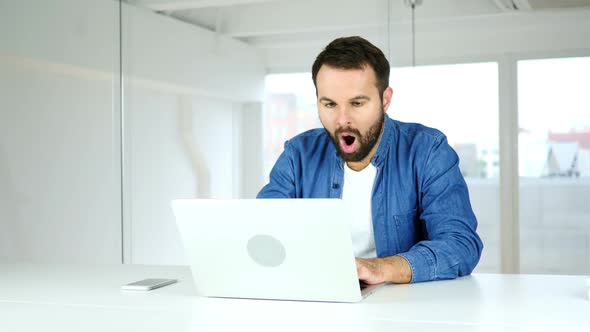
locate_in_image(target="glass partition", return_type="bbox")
[0,0,122,263]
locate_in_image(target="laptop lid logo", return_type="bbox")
[247,234,286,267]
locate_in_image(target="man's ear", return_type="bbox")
[382,87,393,113]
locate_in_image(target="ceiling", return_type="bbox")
[124,0,590,71]
[127,0,590,47]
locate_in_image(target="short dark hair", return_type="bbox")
[311,36,390,98]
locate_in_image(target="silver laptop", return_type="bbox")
[171,198,385,302]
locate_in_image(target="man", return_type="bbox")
[257,36,483,284]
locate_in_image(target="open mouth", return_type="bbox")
[343,135,355,146]
[339,133,358,154]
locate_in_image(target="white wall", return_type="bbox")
[0,0,265,264]
[121,3,264,101]
[239,102,264,199]
[0,0,122,263]
[121,3,265,264]
[125,90,240,264]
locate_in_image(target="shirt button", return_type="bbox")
[332,183,340,189]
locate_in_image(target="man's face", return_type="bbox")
[316,65,391,162]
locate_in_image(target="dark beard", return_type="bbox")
[326,112,384,162]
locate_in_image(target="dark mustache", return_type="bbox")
[335,127,361,137]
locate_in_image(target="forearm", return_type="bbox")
[382,255,413,284]
[357,255,413,284]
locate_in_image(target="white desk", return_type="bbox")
[1,264,588,332]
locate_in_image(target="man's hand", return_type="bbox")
[355,256,413,284]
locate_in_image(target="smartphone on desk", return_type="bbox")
[121,278,177,291]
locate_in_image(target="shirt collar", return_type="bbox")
[371,113,394,167]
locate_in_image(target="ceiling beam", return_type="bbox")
[133,0,285,11]
[209,0,502,38]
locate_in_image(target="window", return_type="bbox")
[390,63,500,179]
[263,73,320,181]
[518,56,590,275]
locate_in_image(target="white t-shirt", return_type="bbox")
[341,162,377,259]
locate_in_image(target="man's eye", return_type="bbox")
[324,103,336,108]
[351,101,363,107]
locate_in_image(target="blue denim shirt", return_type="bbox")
[257,114,483,283]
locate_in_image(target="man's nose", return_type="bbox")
[336,107,352,127]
